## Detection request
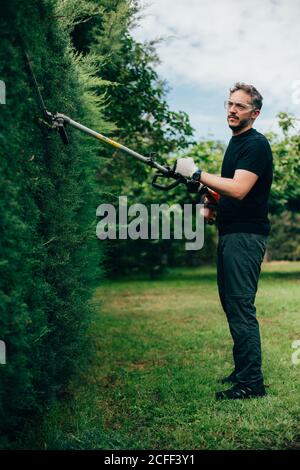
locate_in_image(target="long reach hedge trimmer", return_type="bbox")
[24,51,219,211]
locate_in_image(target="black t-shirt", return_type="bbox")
[217,128,273,236]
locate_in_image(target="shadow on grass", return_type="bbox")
[164,269,300,284]
[100,264,300,284]
[260,271,300,282]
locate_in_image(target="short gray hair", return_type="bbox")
[230,82,263,110]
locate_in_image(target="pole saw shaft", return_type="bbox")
[24,49,208,193]
[58,113,169,174]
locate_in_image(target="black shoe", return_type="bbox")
[218,371,237,385]
[215,383,267,400]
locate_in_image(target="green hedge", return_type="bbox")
[0,0,103,445]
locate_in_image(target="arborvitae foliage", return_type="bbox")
[0,0,107,445]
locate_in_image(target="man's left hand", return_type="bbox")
[200,195,217,224]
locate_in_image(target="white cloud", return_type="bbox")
[132,0,300,139]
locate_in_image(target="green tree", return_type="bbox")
[269,112,300,213]
[69,0,196,276]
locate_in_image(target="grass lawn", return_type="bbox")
[26,262,300,450]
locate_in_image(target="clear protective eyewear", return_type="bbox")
[224,100,254,112]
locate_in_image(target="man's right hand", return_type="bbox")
[174,157,199,178]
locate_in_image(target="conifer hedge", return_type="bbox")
[0,0,104,444]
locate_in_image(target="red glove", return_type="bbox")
[200,189,220,224]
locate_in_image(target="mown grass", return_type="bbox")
[22,262,300,450]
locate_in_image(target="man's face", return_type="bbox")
[226,90,260,132]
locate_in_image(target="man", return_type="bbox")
[175,83,273,400]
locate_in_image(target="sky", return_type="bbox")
[131,0,300,143]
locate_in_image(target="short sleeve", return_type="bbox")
[235,139,269,177]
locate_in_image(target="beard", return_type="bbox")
[227,115,252,132]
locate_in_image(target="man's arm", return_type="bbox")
[200,169,258,200]
[174,157,259,200]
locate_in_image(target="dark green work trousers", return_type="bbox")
[217,232,268,386]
